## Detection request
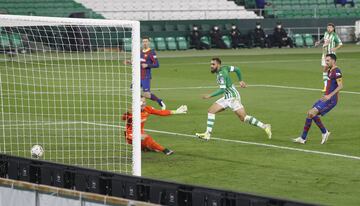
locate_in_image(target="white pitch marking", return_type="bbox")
[80,121,360,161]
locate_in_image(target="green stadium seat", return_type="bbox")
[221,36,231,49]
[165,37,177,50]
[0,33,11,51]
[9,33,23,48]
[122,38,132,52]
[303,34,314,47]
[293,34,304,47]
[148,37,156,49]
[154,37,166,50]
[317,0,327,4]
[176,37,188,50]
[200,36,211,47]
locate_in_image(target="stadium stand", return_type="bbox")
[74,0,262,20]
[263,0,360,19]
[0,0,103,18]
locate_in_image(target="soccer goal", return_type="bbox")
[0,15,141,176]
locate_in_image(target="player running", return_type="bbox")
[293,54,343,144]
[195,57,272,140]
[125,36,166,109]
[315,23,342,92]
[122,96,187,155]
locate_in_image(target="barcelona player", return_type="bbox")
[195,57,271,140]
[122,96,187,155]
[293,54,343,144]
[125,36,166,109]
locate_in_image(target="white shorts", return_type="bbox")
[321,54,326,67]
[215,97,243,111]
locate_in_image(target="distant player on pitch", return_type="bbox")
[122,96,187,155]
[195,57,272,140]
[315,23,342,92]
[293,54,343,144]
[125,36,166,109]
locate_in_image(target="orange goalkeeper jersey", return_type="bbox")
[122,106,171,139]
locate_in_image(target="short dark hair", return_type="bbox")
[326,53,337,61]
[142,36,150,40]
[212,57,221,64]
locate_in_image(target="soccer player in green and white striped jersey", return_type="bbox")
[195,57,272,140]
[315,23,342,92]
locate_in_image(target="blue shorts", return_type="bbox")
[141,79,151,92]
[313,98,337,116]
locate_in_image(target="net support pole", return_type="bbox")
[131,21,141,176]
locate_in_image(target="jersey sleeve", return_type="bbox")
[147,49,159,68]
[229,66,242,81]
[334,69,342,79]
[145,106,171,116]
[334,34,343,46]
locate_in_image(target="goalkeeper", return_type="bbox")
[122,97,187,155]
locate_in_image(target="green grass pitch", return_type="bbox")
[1,45,359,205]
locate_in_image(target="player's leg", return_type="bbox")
[142,134,173,155]
[233,103,272,139]
[294,106,319,144]
[196,99,226,140]
[313,99,337,144]
[142,79,166,109]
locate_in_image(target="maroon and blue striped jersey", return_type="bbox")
[140,48,159,80]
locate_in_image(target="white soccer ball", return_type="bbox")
[31,145,44,158]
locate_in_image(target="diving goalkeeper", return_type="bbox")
[122,97,187,155]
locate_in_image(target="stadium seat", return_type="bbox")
[221,35,232,48]
[165,37,177,50]
[200,36,211,47]
[176,37,189,50]
[0,33,11,51]
[293,34,304,47]
[303,34,314,47]
[9,33,23,49]
[154,37,167,50]
[122,38,132,52]
[149,37,156,50]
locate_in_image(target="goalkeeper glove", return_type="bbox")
[171,105,188,114]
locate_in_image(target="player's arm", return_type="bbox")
[321,77,343,101]
[315,36,325,46]
[229,66,246,88]
[203,88,225,99]
[331,34,343,52]
[146,106,187,115]
[146,50,159,68]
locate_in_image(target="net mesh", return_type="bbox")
[0,15,139,174]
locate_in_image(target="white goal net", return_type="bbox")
[0,15,141,175]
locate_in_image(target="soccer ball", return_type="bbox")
[31,145,44,158]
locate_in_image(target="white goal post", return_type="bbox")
[0,14,141,176]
